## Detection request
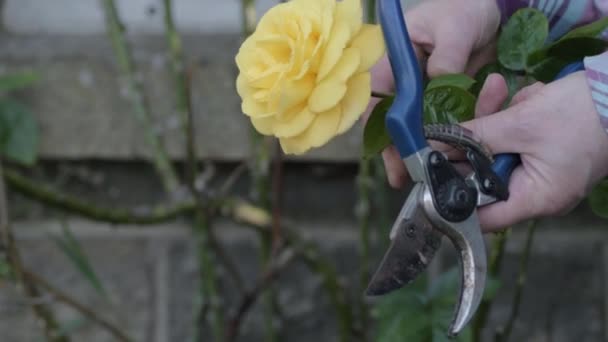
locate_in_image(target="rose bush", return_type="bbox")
[235,0,385,154]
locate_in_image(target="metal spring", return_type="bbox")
[423,124,493,161]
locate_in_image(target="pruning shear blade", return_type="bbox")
[366,184,442,296]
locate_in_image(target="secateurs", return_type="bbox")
[366,0,585,337]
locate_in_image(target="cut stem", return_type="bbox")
[371,91,392,99]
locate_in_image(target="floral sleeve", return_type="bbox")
[497,0,608,134]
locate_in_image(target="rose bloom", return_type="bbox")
[235,0,385,154]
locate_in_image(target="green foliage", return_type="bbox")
[0,99,39,165]
[373,267,502,342]
[372,268,473,342]
[0,258,12,280]
[560,17,608,40]
[51,224,108,298]
[498,8,548,71]
[426,74,476,92]
[495,8,608,81]
[0,71,39,92]
[526,36,608,81]
[423,86,475,124]
[363,79,476,159]
[589,180,608,219]
[471,63,520,104]
[363,96,394,159]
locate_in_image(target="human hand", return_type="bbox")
[462,72,608,231]
[369,0,502,187]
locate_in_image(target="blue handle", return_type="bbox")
[490,61,586,182]
[378,0,427,158]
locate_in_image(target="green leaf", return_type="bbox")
[498,8,548,71]
[483,275,502,300]
[56,318,87,339]
[524,16,608,81]
[548,37,607,60]
[589,180,608,219]
[51,224,108,298]
[424,86,476,124]
[527,37,607,82]
[374,276,431,342]
[362,96,394,159]
[471,63,520,104]
[0,258,11,279]
[526,55,569,83]
[0,71,39,92]
[426,74,476,91]
[560,17,608,40]
[374,267,473,342]
[0,99,39,165]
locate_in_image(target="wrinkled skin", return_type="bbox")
[367,0,608,231]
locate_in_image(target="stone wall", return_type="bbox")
[2,1,608,342]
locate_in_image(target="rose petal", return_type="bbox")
[280,105,341,154]
[235,37,257,71]
[242,98,273,118]
[274,107,316,138]
[317,21,350,81]
[337,72,371,134]
[349,24,385,73]
[236,74,251,98]
[308,81,347,113]
[277,74,315,112]
[257,35,292,65]
[335,0,362,39]
[323,47,360,82]
[251,116,274,135]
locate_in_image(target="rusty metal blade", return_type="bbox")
[366,201,442,296]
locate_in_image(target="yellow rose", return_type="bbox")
[235,0,385,154]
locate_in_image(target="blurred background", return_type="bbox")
[0,0,606,341]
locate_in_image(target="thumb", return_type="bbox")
[426,26,475,77]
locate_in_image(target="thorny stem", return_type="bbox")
[0,162,68,342]
[356,158,372,339]
[161,2,226,340]
[372,157,391,251]
[228,201,356,342]
[496,221,537,342]
[271,143,284,254]
[241,0,279,341]
[101,0,180,195]
[23,269,132,342]
[366,0,376,23]
[472,229,511,342]
[5,167,356,342]
[355,3,378,338]
[225,248,296,342]
[162,0,197,185]
[193,211,224,342]
[4,168,194,224]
